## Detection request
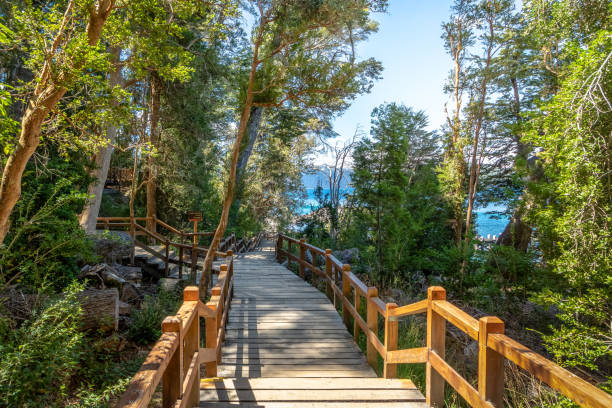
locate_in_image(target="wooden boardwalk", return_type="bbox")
[116,232,612,408]
[199,241,426,407]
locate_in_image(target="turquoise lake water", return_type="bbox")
[302,188,508,237]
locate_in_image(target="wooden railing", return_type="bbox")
[275,234,612,408]
[116,255,234,408]
[96,216,262,279]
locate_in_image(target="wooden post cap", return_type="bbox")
[162,316,181,333]
[367,286,378,297]
[325,248,332,254]
[211,287,222,296]
[184,286,199,301]
[386,303,398,312]
[220,264,228,272]
[428,286,446,300]
[300,238,306,242]
[342,264,351,272]
[479,316,505,333]
[227,250,233,257]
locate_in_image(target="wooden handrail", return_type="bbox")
[275,234,612,408]
[97,216,259,279]
[116,255,234,408]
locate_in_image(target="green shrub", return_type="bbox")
[0,147,97,292]
[127,287,181,345]
[0,282,85,407]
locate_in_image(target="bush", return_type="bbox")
[0,146,97,292]
[127,287,181,345]
[0,282,85,407]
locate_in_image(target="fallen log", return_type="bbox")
[78,288,119,331]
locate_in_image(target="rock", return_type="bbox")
[389,288,406,303]
[113,264,142,283]
[305,249,314,265]
[79,263,127,288]
[91,230,132,264]
[333,248,359,264]
[120,282,141,304]
[118,300,132,315]
[317,254,326,266]
[78,265,105,287]
[101,267,126,288]
[464,341,478,361]
[159,278,179,292]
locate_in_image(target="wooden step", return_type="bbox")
[200,378,425,407]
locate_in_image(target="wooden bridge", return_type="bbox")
[116,235,612,408]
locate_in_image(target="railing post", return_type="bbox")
[276,236,281,261]
[191,236,197,283]
[426,286,446,408]
[129,216,135,265]
[354,289,361,341]
[151,214,157,245]
[162,316,182,408]
[384,303,399,378]
[178,248,184,280]
[287,240,292,268]
[366,287,378,371]
[325,249,333,301]
[183,287,200,407]
[164,239,170,277]
[341,264,351,328]
[478,316,505,407]
[205,303,218,378]
[299,238,306,278]
[227,251,234,298]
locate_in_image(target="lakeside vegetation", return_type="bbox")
[0,0,610,406]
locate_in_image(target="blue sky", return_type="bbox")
[329,0,454,147]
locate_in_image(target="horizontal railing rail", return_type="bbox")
[116,255,234,408]
[275,234,612,408]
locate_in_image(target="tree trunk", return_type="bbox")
[79,47,123,233]
[496,74,535,252]
[231,106,264,222]
[0,0,115,244]
[464,17,495,243]
[146,73,162,235]
[199,21,265,293]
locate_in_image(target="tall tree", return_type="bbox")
[198,0,386,291]
[440,0,475,245]
[351,103,443,286]
[0,0,117,244]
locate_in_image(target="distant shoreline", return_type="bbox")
[300,187,508,237]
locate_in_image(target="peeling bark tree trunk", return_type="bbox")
[79,47,122,233]
[0,0,115,244]
[199,23,264,293]
[495,75,533,252]
[231,106,264,221]
[146,73,162,235]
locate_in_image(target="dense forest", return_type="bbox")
[0,0,611,406]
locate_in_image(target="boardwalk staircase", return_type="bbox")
[115,235,612,408]
[96,216,263,281]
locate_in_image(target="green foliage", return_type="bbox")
[348,103,452,288]
[69,344,144,408]
[524,26,612,371]
[127,287,181,345]
[0,282,84,408]
[0,146,96,292]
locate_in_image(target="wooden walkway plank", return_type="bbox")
[201,241,426,407]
